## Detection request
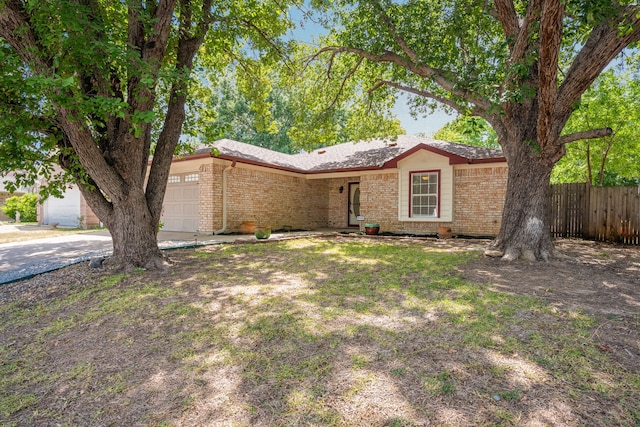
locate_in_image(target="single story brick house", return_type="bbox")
[163,135,508,236]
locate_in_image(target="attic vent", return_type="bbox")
[388,143,397,147]
[318,150,326,154]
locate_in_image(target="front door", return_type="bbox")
[348,183,361,227]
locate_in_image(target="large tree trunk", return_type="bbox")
[486,107,560,262]
[486,146,555,261]
[103,192,164,270]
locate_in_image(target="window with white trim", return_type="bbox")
[410,171,439,217]
[184,173,199,182]
[167,175,181,184]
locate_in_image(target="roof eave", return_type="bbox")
[213,154,304,174]
[304,165,386,175]
[467,157,507,164]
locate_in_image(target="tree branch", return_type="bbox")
[0,1,126,198]
[146,0,212,220]
[371,0,419,63]
[0,0,52,70]
[371,79,468,115]
[537,0,564,147]
[510,0,542,64]
[314,46,491,112]
[54,107,127,198]
[558,127,612,145]
[76,177,113,222]
[493,0,520,43]
[555,5,640,127]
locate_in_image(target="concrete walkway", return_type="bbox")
[0,225,338,285]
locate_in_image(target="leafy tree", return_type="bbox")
[433,116,499,149]
[311,0,640,260]
[1,193,37,222]
[0,0,298,268]
[201,64,405,154]
[207,74,298,154]
[552,69,640,186]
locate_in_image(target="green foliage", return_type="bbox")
[553,68,640,185]
[0,0,302,205]
[307,0,639,168]
[1,193,37,222]
[316,0,511,116]
[284,43,405,151]
[433,116,499,149]
[193,69,300,154]
[192,57,405,154]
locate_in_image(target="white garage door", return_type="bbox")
[161,173,199,232]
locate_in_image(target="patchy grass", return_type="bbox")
[0,236,639,426]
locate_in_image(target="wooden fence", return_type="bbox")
[549,183,640,245]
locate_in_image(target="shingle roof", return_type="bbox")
[195,135,505,173]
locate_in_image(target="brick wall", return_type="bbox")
[80,196,101,228]
[196,160,507,236]
[198,163,223,233]
[453,165,507,236]
[334,165,507,236]
[358,173,453,235]
[326,177,360,228]
[203,164,330,232]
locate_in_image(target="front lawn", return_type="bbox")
[1,237,638,426]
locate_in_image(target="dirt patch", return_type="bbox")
[459,238,640,372]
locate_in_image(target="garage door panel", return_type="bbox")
[161,174,199,232]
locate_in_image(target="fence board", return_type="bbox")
[549,184,640,245]
[549,183,588,239]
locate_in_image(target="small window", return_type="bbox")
[410,171,439,217]
[168,175,181,184]
[184,173,199,182]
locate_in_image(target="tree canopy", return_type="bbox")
[432,116,499,149]
[0,0,301,267]
[195,64,404,154]
[310,0,640,260]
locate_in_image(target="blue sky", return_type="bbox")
[392,94,456,137]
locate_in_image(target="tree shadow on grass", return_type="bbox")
[1,237,638,426]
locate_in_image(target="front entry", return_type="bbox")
[348,182,361,227]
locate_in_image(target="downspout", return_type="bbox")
[214,161,235,234]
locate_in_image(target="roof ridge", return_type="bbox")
[201,135,504,173]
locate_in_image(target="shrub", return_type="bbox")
[1,194,37,222]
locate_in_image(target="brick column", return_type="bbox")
[198,163,220,234]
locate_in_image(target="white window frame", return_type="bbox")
[409,170,440,218]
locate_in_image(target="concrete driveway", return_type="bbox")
[0,227,231,285]
[0,225,329,285]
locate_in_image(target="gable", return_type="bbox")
[397,149,454,222]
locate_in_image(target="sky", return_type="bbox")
[392,94,456,137]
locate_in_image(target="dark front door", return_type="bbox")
[348,183,360,227]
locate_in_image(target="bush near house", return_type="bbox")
[1,193,37,222]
